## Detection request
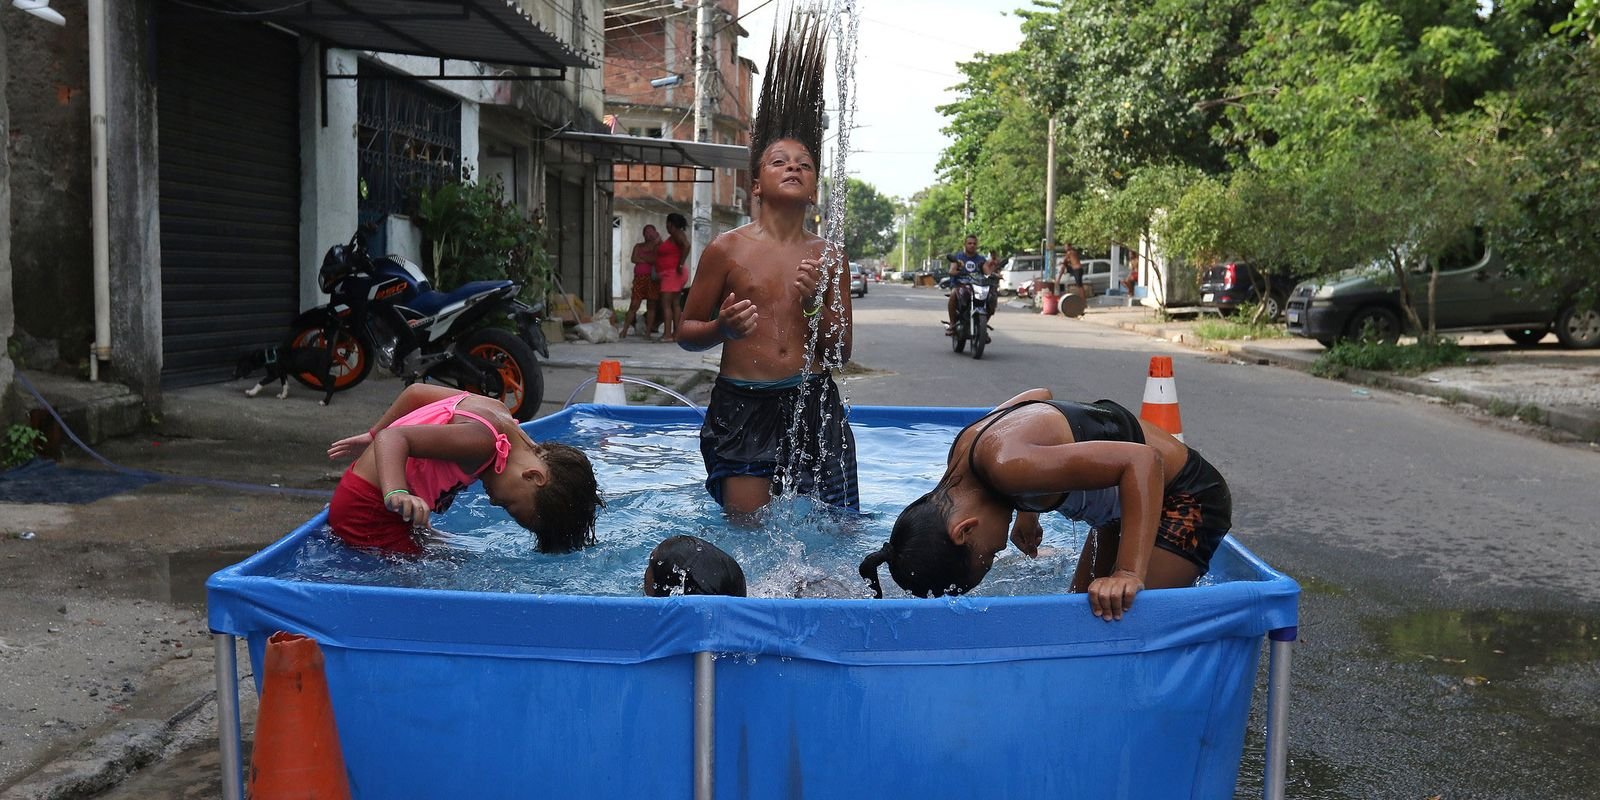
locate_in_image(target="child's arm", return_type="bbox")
[678,239,758,351]
[328,384,462,461]
[990,438,1162,621]
[369,422,500,528]
[807,246,854,365]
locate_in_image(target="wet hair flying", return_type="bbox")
[749,5,829,178]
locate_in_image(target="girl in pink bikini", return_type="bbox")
[327,385,602,555]
[655,212,691,342]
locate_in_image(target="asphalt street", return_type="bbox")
[2,281,1598,799]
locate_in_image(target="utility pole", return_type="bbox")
[690,0,715,283]
[1042,115,1057,283]
[900,210,908,273]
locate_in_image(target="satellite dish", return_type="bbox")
[12,0,65,26]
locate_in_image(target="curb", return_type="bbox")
[1085,313,1600,442]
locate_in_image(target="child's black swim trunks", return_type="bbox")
[699,372,860,511]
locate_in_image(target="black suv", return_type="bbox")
[1199,263,1296,319]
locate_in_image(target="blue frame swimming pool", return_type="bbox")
[208,405,1299,799]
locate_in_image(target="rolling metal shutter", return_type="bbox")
[157,10,300,387]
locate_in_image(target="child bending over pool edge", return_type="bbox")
[858,387,1232,621]
[674,10,858,519]
[327,384,602,556]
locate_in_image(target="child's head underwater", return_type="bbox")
[486,441,603,554]
[859,489,986,598]
[643,536,748,597]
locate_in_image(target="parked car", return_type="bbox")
[1050,258,1116,297]
[999,254,1044,295]
[1199,262,1297,319]
[1285,248,1600,349]
[849,262,868,297]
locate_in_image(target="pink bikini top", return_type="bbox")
[383,393,512,511]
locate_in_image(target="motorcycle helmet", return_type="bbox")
[319,244,353,293]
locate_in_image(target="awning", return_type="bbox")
[186,0,594,69]
[554,130,749,171]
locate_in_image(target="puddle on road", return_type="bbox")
[1373,608,1600,683]
[131,547,260,607]
[1236,728,1355,800]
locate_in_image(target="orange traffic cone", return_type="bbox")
[593,359,627,405]
[1139,356,1184,442]
[247,632,351,799]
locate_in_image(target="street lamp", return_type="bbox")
[649,74,683,88]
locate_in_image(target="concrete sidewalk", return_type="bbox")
[1074,305,1600,442]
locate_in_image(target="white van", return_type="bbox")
[998,254,1045,295]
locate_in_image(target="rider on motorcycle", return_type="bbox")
[944,235,996,334]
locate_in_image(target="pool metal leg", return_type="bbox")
[1264,627,1296,800]
[694,651,715,800]
[214,633,244,800]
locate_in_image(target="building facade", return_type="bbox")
[1,0,611,415]
[602,0,756,304]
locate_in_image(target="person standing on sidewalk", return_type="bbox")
[656,213,690,342]
[619,224,661,339]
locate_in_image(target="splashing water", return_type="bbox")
[274,416,1169,598]
[781,0,861,501]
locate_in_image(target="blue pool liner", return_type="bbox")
[209,405,1299,799]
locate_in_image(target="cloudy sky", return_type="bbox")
[737,0,1027,201]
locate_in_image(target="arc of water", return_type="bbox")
[781,0,860,502]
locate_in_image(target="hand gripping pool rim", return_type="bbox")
[593,360,627,406]
[1139,355,1184,442]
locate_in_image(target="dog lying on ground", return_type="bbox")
[233,345,335,405]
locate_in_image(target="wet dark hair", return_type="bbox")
[525,442,603,553]
[749,7,827,179]
[858,490,974,598]
[666,212,687,231]
[645,535,748,597]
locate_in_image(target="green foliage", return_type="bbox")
[2,424,45,469]
[917,0,1592,309]
[835,177,898,259]
[1502,36,1600,295]
[900,183,967,270]
[416,175,551,300]
[1310,338,1473,377]
[1191,304,1289,342]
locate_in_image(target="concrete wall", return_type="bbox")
[2,2,92,370]
[105,0,162,406]
[299,46,359,312]
[1,24,14,421]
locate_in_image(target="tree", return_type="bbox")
[1502,30,1600,299]
[835,178,898,260]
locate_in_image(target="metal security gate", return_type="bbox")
[157,9,300,387]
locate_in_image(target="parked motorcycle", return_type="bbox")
[286,230,549,421]
[945,273,997,359]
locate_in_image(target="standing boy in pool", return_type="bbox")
[326,384,602,555]
[677,10,858,518]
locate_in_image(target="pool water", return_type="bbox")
[276,415,1205,598]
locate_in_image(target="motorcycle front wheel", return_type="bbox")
[971,317,987,359]
[459,328,544,422]
[287,322,372,392]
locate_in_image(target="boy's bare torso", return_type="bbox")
[712,224,828,381]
